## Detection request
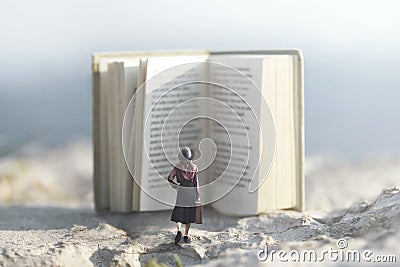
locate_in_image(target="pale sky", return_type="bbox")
[0,0,399,158]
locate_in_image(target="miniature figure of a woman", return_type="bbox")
[168,147,200,244]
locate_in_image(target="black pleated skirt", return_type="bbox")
[170,179,196,224]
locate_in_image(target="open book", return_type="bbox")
[92,50,304,216]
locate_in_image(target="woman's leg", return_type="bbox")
[184,223,191,236]
[175,222,182,244]
[183,224,191,243]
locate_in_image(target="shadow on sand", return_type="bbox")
[0,204,242,232]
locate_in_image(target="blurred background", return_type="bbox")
[0,0,399,209]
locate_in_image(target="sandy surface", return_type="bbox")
[0,142,399,266]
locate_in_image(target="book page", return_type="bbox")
[122,65,140,210]
[273,55,295,209]
[107,61,142,212]
[131,59,148,211]
[107,62,127,211]
[206,55,267,215]
[137,55,211,211]
[93,56,142,211]
[258,55,297,212]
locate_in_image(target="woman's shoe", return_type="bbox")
[183,236,191,243]
[175,231,182,244]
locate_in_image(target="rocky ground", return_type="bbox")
[0,142,399,266]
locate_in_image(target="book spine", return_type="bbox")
[92,58,110,211]
[295,51,305,212]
